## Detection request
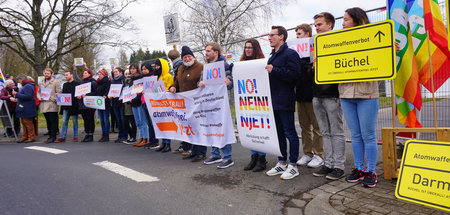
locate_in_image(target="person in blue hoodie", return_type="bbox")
[264,26,302,180]
[13,74,37,143]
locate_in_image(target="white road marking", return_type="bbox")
[93,161,159,182]
[25,146,68,154]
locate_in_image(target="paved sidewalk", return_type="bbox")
[284,165,449,215]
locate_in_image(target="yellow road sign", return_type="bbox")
[395,140,450,212]
[315,20,396,84]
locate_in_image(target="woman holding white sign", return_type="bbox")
[96,69,112,142]
[110,67,127,143]
[75,68,98,142]
[339,7,379,188]
[239,39,268,172]
[129,64,150,147]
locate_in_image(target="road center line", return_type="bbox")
[25,146,68,154]
[93,161,160,183]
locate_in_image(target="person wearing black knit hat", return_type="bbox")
[169,46,206,162]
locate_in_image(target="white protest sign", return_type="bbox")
[40,88,52,101]
[83,96,105,110]
[143,76,158,92]
[232,59,281,156]
[74,58,84,66]
[143,85,235,148]
[108,84,122,98]
[75,82,91,97]
[153,79,166,93]
[122,86,137,103]
[286,37,311,58]
[202,61,226,85]
[57,93,72,106]
[132,78,144,94]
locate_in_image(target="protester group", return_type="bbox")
[1,8,380,188]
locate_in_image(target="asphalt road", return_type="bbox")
[0,136,385,215]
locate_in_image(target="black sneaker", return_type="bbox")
[326,168,344,180]
[313,166,333,177]
[362,171,377,188]
[346,168,365,183]
[217,159,235,169]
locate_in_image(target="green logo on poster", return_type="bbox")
[96,98,103,106]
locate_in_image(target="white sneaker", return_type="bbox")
[280,164,299,180]
[296,155,312,166]
[266,162,287,176]
[307,155,324,168]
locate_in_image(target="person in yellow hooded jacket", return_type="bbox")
[150,58,174,152]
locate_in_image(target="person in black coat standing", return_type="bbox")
[75,67,98,142]
[56,70,80,142]
[265,25,302,180]
[96,69,111,142]
[109,67,127,143]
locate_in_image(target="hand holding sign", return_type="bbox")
[74,58,84,66]
[75,82,91,97]
[202,61,226,85]
[286,38,311,58]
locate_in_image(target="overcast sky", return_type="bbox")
[103,0,387,63]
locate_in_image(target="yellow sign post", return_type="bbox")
[315,20,396,84]
[395,140,450,212]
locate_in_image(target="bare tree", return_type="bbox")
[174,0,284,52]
[0,0,137,77]
[0,45,32,77]
[117,49,129,69]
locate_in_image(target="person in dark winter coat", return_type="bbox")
[0,79,20,136]
[75,66,98,142]
[265,25,302,180]
[13,74,37,143]
[96,69,111,142]
[109,67,127,143]
[55,70,80,142]
[122,70,137,143]
[138,61,159,149]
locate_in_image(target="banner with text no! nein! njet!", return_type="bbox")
[232,59,281,156]
[143,84,235,148]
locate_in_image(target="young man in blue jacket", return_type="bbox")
[265,26,302,180]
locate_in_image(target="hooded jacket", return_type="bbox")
[156,58,174,90]
[14,80,37,118]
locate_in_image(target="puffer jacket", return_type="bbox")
[15,80,37,118]
[38,77,62,113]
[157,58,174,90]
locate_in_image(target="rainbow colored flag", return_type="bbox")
[388,0,423,128]
[421,0,450,92]
[0,68,5,89]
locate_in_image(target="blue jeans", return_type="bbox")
[142,103,157,144]
[250,150,266,156]
[274,110,299,165]
[211,144,232,160]
[341,98,379,172]
[132,106,148,139]
[60,109,78,139]
[98,107,111,134]
[112,106,127,140]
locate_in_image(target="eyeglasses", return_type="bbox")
[244,46,253,49]
[268,34,280,37]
